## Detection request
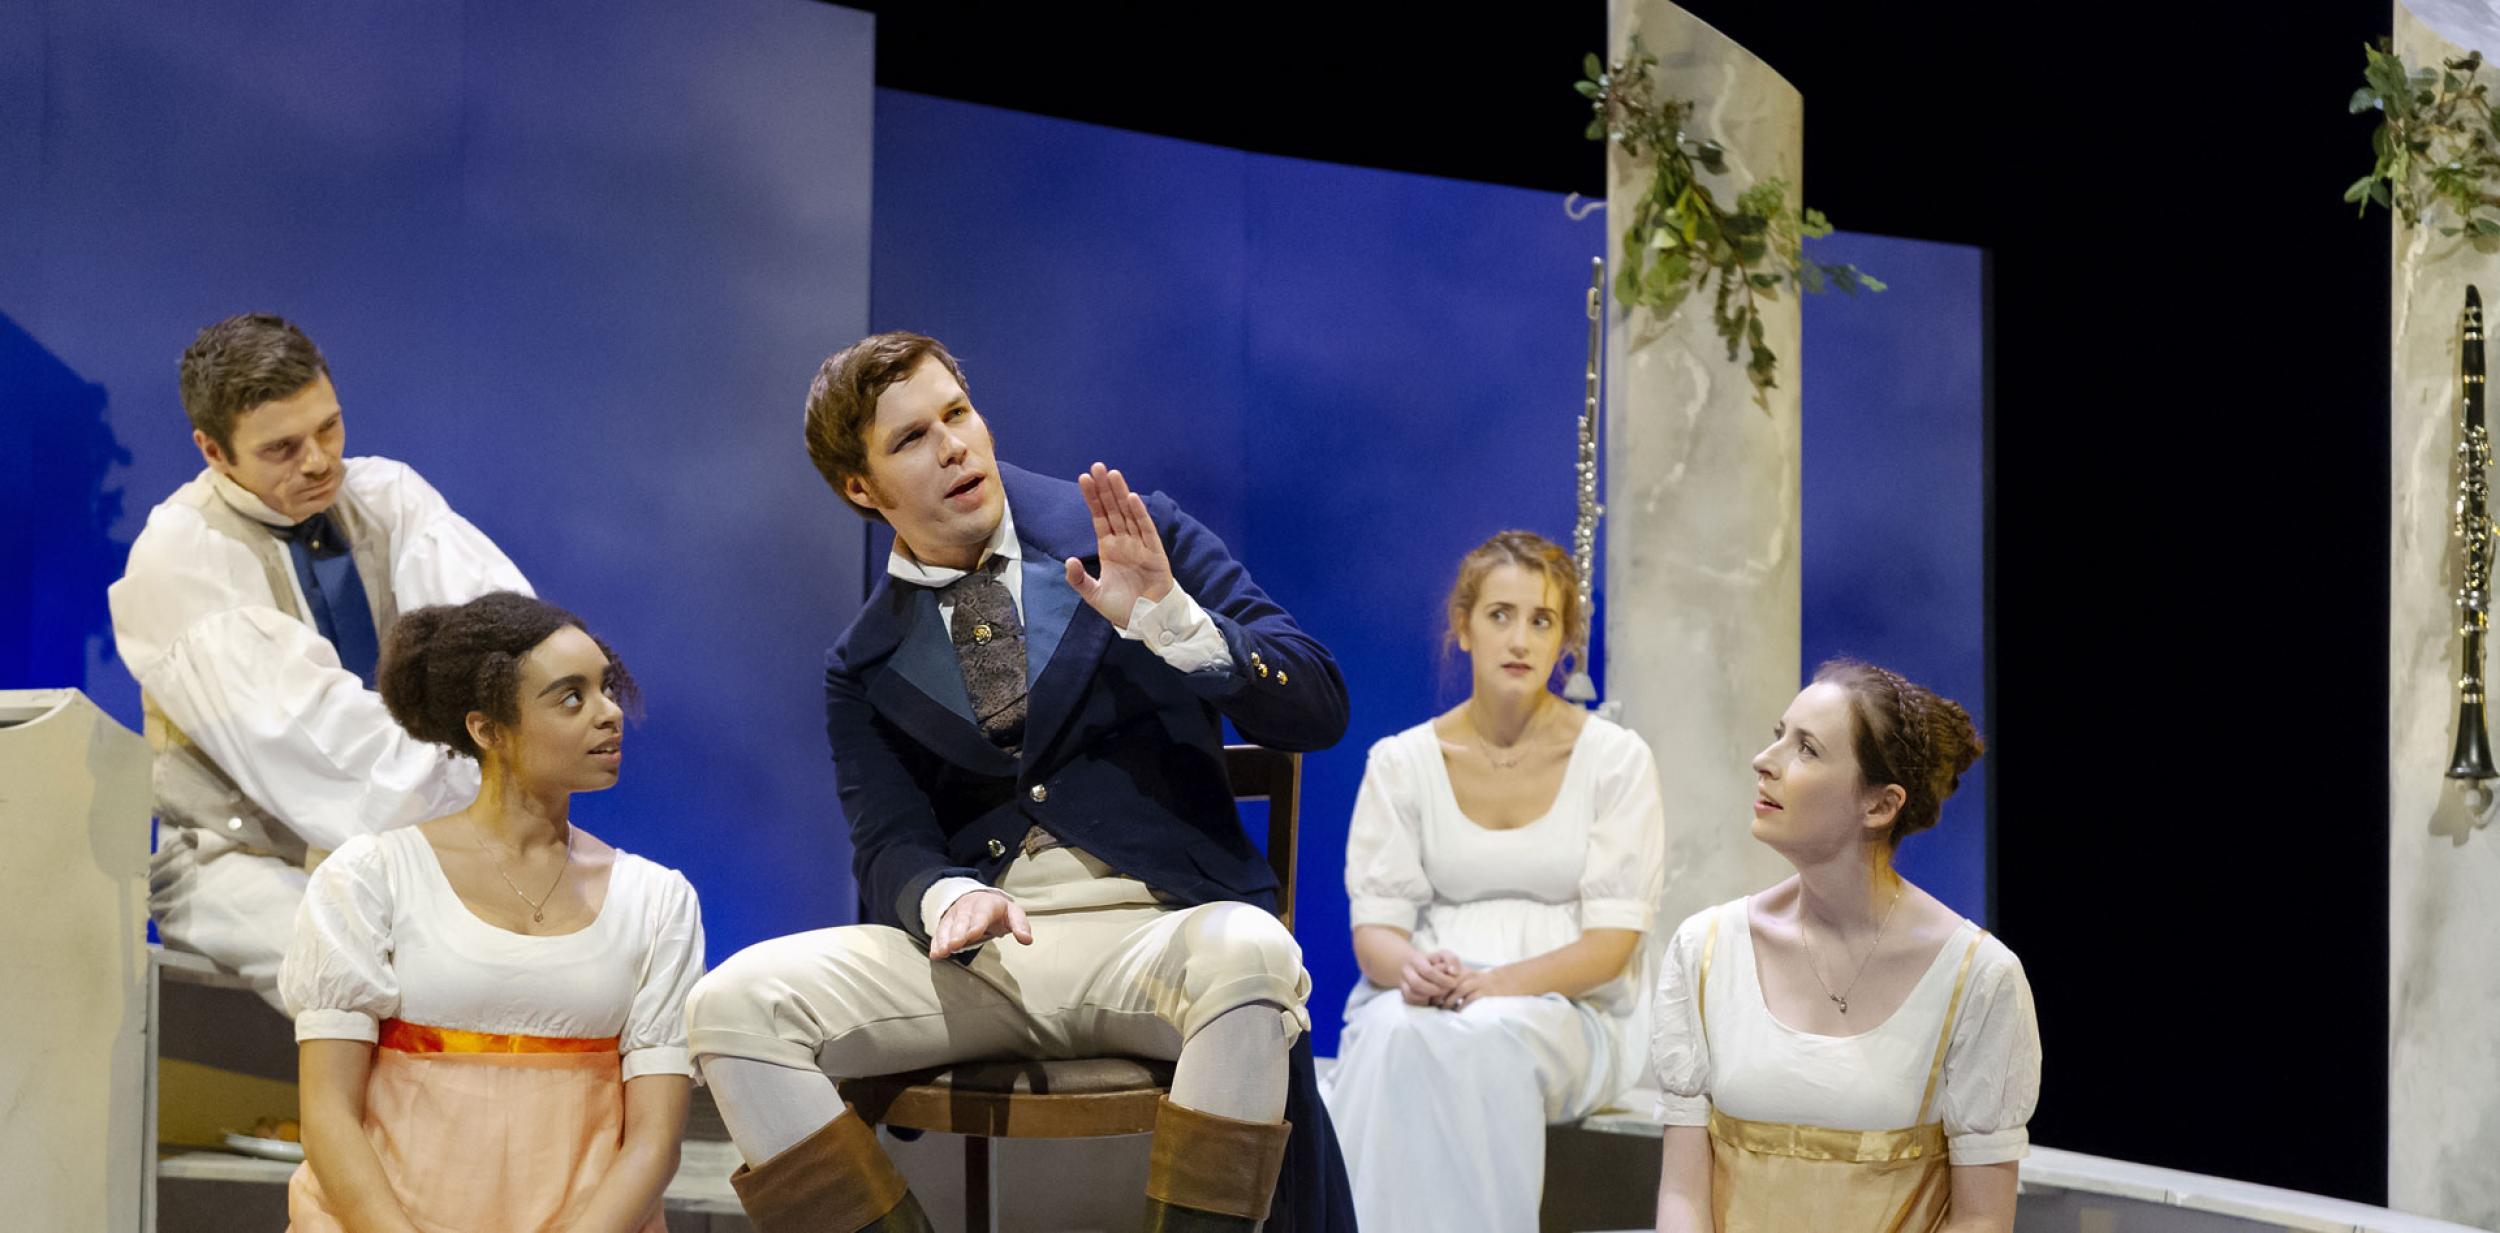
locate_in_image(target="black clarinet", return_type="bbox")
[2451,286,2497,787]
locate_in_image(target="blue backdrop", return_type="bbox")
[869,90,1988,1054]
[1800,233,1990,922]
[1,0,879,965]
[2,21,1982,1052]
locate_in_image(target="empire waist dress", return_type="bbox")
[278,827,706,1233]
[1323,715,1668,1233]
[1651,896,2041,1233]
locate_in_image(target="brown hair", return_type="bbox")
[1443,530,1588,675]
[802,331,970,521]
[179,314,329,454]
[378,592,641,760]
[1811,658,1983,849]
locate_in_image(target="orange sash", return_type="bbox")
[377,1018,619,1055]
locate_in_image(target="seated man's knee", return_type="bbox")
[685,926,888,1037]
[684,946,775,1035]
[1182,902,1303,987]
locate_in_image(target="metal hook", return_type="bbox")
[1564,192,1606,221]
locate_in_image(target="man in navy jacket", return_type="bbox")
[687,332,1356,1232]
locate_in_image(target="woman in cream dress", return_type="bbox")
[1651,660,2039,1233]
[281,593,704,1233]
[1324,531,1667,1233]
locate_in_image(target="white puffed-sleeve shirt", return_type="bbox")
[281,828,706,1081]
[108,458,531,851]
[1651,897,2041,1167]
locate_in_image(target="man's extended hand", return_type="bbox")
[930,889,1033,960]
[1064,463,1175,629]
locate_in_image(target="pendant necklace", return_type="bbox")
[465,818,573,925]
[1467,701,1542,770]
[1799,882,1903,1015]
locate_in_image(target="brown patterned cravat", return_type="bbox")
[940,557,1028,754]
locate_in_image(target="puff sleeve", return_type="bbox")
[351,458,533,610]
[1649,907,1720,1126]
[1577,725,1667,934]
[280,835,401,1042]
[1938,939,2042,1166]
[619,868,707,1082]
[1343,734,1434,934]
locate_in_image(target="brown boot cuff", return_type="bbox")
[1144,1097,1292,1222]
[728,1111,915,1233]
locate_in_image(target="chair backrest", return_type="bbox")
[1222,744,1302,931]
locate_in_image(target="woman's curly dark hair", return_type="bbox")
[377,592,640,759]
[1812,658,1983,850]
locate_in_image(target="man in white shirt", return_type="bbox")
[108,313,531,1007]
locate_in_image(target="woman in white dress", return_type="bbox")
[281,592,706,1233]
[1324,531,1667,1233]
[1651,660,2039,1233]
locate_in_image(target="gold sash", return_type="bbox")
[1698,910,1984,1233]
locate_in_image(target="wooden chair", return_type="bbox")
[836,745,1303,1232]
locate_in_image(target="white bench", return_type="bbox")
[1568,1094,2489,1233]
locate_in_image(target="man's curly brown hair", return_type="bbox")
[377,592,640,759]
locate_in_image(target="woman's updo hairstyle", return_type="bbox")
[1811,658,1983,849]
[378,591,640,759]
[1443,530,1589,674]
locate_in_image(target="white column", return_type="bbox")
[0,690,151,1232]
[1604,0,1799,933]
[2390,9,2500,1227]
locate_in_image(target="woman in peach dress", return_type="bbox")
[280,592,704,1233]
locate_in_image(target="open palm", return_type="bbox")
[1065,462,1174,627]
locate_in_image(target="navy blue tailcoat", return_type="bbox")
[824,461,1358,1229]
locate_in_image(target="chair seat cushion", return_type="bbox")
[909,1056,1174,1095]
[837,1057,1179,1137]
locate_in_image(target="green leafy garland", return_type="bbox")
[1580,38,1882,403]
[2348,40,2500,236]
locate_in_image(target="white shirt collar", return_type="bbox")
[206,466,300,529]
[885,496,1021,588]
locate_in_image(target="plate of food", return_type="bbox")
[221,1118,304,1163]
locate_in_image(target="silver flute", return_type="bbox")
[1564,257,1605,704]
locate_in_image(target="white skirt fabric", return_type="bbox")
[1326,980,1621,1233]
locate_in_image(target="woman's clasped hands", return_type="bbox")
[1399,948,1516,1011]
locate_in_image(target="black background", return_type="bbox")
[839,1,2394,1203]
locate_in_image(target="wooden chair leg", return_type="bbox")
[963,1134,995,1233]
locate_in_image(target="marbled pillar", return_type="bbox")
[1605,1,1797,932]
[2391,9,2500,1227]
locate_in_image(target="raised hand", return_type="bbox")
[929,889,1033,960]
[1064,463,1174,629]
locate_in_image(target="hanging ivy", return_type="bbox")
[1580,38,1882,403]
[2348,40,2500,238]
